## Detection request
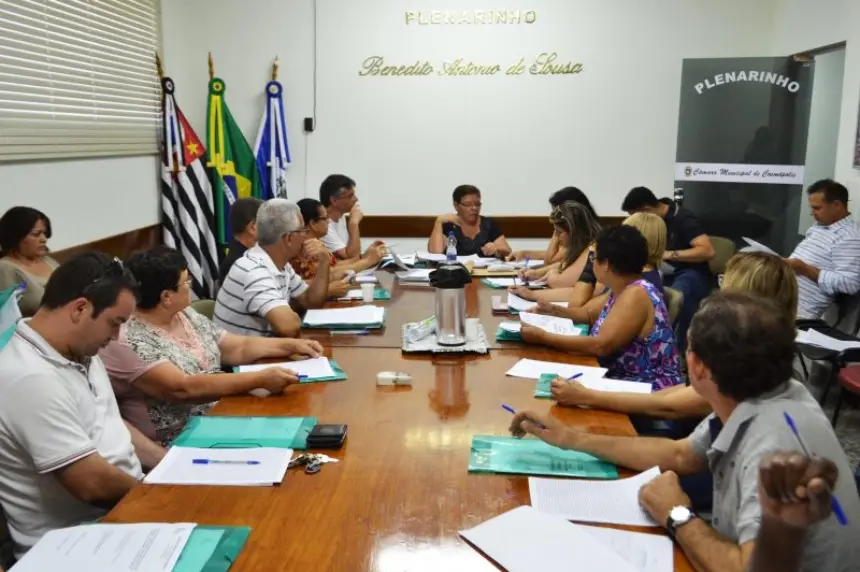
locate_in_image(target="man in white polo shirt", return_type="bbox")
[786,179,860,319]
[319,174,369,260]
[0,253,165,558]
[215,198,331,337]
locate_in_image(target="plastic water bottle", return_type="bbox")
[446,232,457,261]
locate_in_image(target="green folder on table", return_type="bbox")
[495,325,523,342]
[534,373,557,398]
[173,525,251,572]
[468,435,618,479]
[171,416,318,450]
[337,287,391,301]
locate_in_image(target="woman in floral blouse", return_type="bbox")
[100,246,323,446]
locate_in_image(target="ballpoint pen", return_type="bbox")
[783,412,848,526]
[502,404,547,429]
[192,459,261,465]
[565,372,583,383]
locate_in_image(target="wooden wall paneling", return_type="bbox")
[51,224,161,264]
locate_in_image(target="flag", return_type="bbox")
[206,74,261,246]
[254,78,291,200]
[160,75,219,299]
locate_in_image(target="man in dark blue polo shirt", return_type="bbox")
[622,187,715,353]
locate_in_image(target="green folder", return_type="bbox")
[171,416,318,450]
[468,435,618,479]
[300,359,347,383]
[173,526,251,572]
[301,308,386,330]
[495,326,522,342]
[336,287,391,301]
[480,279,508,289]
[372,287,391,300]
[534,373,556,398]
[233,359,347,383]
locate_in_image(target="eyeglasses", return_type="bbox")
[458,201,482,209]
[84,257,125,289]
[172,278,193,291]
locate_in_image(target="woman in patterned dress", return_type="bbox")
[521,224,684,390]
[100,246,323,446]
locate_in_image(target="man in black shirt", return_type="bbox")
[622,187,715,353]
[218,198,263,284]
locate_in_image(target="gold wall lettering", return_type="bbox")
[405,10,537,25]
[358,54,583,77]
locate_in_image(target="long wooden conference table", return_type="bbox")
[106,273,694,571]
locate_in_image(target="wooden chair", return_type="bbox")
[190,299,215,321]
[665,287,684,325]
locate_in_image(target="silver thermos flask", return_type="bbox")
[430,262,471,346]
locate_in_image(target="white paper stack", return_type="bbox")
[796,328,860,352]
[238,356,335,377]
[485,277,547,288]
[416,251,448,263]
[506,292,568,312]
[519,312,581,336]
[144,447,292,486]
[580,377,653,394]
[11,523,197,572]
[396,268,434,282]
[499,321,521,333]
[303,305,385,326]
[529,466,661,526]
[460,506,669,572]
[505,358,608,381]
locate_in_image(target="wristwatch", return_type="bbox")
[666,505,696,540]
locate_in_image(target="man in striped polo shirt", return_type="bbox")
[214,199,331,337]
[786,179,860,319]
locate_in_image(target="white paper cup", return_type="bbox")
[361,283,375,302]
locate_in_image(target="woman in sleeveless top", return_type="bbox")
[521,224,683,390]
[0,207,59,317]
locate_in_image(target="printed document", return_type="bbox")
[459,506,637,572]
[505,358,608,381]
[11,522,196,572]
[238,356,335,378]
[529,466,661,526]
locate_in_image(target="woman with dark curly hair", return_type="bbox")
[0,207,58,316]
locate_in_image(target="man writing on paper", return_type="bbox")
[510,292,860,571]
[0,253,165,558]
[215,199,331,338]
[786,179,860,319]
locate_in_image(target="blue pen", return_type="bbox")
[502,404,547,429]
[330,329,370,336]
[192,459,260,465]
[783,412,848,526]
[297,375,309,380]
[566,372,583,382]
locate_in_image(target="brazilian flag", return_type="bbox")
[206,77,262,246]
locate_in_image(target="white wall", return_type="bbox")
[772,0,860,195]
[160,0,315,199]
[162,0,777,219]
[0,156,160,250]
[799,48,846,234]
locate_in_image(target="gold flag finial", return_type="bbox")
[208,52,214,79]
[272,56,280,81]
[155,52,164,80]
